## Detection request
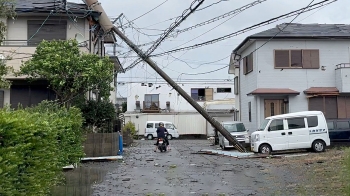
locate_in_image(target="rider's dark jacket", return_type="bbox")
[156,127,168,138]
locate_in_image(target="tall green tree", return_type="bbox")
[0,0,15,88]
[19,39,115,104]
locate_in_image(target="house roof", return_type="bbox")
[304,87,339,95]
[233,23,350,53]
[247,88,300,96]
[15,0,100,16]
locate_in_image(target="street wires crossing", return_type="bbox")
[136,0,269,48]
[122,0,205,72]
[150,0,338,57]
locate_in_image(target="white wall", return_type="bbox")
[125,82,235,112]
[237,39,350,131]
[124,113,207,135]
[237,42,258,132]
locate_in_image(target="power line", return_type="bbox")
[170,0,268,38]
[196,0,230,11]
[119,0,170,26]
[122,0,205,72]
[135,0,268,48]
[241,0,316,60]
[150,0,338,57]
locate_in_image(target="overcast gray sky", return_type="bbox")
[71,0,349,97]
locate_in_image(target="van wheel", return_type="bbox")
[312,140,325,153]
[147,134,153,140]
[167,134,172,140]
[259,144,272,155]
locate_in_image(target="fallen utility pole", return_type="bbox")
[84,0,247,153]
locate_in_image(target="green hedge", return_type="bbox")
[0,101,85,196]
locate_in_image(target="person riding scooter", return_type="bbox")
[154,122,170,152]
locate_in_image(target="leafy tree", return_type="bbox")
[18,39,115,105]
[77,99,116,133]
[121,102,127,113]
[0,0,15,88]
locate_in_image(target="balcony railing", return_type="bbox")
[335,63,350,70]
[142,101,160,113]
[0,40,88,47]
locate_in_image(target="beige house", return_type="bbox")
[0,0,120,108]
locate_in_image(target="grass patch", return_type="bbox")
[261,147,350,196]
[344,148,350,194]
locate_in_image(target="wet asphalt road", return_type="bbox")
[92,140,297,196]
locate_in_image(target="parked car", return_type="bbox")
[144,121,180,140]
[218,121,249,150]
[250,111,330,154]
[327,119,350,142]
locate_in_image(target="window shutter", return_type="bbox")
[290,50,302,67]
[205,88,213,101]
[308,97,324,112]
[274,50,289,68]
[310,50,320,69]
[302,50,319,69]
[338,96,347,118]
[243,57,247,75]
[325,96,337,119]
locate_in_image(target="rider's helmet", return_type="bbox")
[159,122,164,126]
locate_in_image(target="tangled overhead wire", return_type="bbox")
[149,0,338,58]
[121,0,205,73]
[135,0,269,48]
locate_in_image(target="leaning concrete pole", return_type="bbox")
[84,0,247,152]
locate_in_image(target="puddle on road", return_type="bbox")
[51,164,108,196]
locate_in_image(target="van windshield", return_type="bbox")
[223,123,246,132]
[258,119,269,131]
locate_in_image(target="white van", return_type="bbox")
[218,121,250,150]
[250,111,330,154]
[144,121,180,140]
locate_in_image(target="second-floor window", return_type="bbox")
[144,94,159,108]
[274,49,320,69]
[217,88,231,93]
[27,20,67,46]
[243,53,253,75]
[191,88,213,101]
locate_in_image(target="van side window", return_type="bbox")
[268,119,284,131]
[146,123,153,128]
[307,116,318,128]
[287,118,305,129]
[327,121,334,130]
[155,123,160,128]
[336,121,350,129]
[165,123,173,129]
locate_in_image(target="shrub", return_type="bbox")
[76,99,116,133]
[122,121,137,139]
[0,101,84,196]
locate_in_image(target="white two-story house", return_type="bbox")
[228,23,350,132]
[122,81,237,136]
[0,0,120,108]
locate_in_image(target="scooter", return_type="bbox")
[157,137,167,152]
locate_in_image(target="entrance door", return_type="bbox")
[264,99,286,117]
